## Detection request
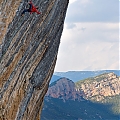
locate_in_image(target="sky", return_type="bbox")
[54,0,119,72]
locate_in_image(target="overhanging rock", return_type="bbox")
[0,0,69,119]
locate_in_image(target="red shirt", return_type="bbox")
[29,1,41,14]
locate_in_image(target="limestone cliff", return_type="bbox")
[75,73,120,101]
[0,0,69,119]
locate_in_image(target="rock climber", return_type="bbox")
[21,0,41,16]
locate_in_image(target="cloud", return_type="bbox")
[54,0,119,72]
[64,22,119,43]
[78,27,86,32]
[65,0,119,23]
[55,22,119,72]
[69,0,77,4]
[55,40,119,71]
[66,23,76,29]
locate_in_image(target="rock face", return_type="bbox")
[46,78,85,101]
[46,73,120,102]
[0,0,69,120]
[0,0,22,45]
[76,73,120,101]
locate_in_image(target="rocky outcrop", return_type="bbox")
[0,0,69,120]
[75,73,120,101]
[42,72,120,120]
[46,78,84,101]
[46,73,120,102]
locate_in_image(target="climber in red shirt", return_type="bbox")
[21,1,41,16]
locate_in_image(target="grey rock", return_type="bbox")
[0,0,69,119]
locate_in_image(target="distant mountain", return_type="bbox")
[75,72,120,115]
[52,70,119,82]
[76,72,120,102]
[41,72,120,120]
[46,78,84,101]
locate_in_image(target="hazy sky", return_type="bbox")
[54,0,119,72]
